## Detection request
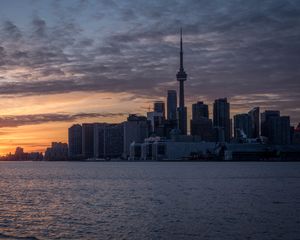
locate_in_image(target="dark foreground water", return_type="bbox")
[1,162,300,240]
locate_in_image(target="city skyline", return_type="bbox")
[0,0,300,155]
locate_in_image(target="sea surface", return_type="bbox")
[0,161,300,240]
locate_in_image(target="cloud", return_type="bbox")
[0,112,127,128]
[0,0,299,123]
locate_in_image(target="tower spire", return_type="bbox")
[176,28,187,135]
[180,28,183,71]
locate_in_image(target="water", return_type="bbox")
[0,162,300,240]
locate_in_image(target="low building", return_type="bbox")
[130,134,216,161]
[44,142,68,161]
[220,143,300,161]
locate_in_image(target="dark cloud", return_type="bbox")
[32,16,47,38]
[0,0,299,123]
[2,20,22,40]
[0,112,127,128]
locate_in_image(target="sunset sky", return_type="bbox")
[0,0,300,155]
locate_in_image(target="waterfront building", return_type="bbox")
[234,113,252,139]
[68,124,82,158]
[269,116,291,145]
[123,114,150,159]
[248,107,260,138]
[213,98,231,142]
[190,117,213,141]
[147,110,165,136]
[93,123,107,158]
[261,110,280,139]
[82,123,95,159]
[44,142,68,161]
[94,123,124,159]
[293,123,300,144]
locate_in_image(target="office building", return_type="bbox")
[68,124,82,158]
[190,117,213,141]
[94,123,124,158]
[167,90,177,121]
[192,101,209,120]
[147,111,165,137]
[269,116,291,145]
[234,113,252,139]
[44,142,68,161]
[293,123,300,144]
[123,114,150,158]
[261,110,280,139]
[82,123,95,159]
[213,98,231,142]
[154,101,165,119]
[248,107,260,138]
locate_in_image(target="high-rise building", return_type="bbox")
[93,123,106,158]
[293,123,300,144]
[269,116,291,145]
[154,101,165,119]
[82,123,95,159]
[190,101,212,141]
[248,107,260,138]
[94,123,124,158]
[105,123,124,158]
[213,98,231,142]
[167,90,177,121]
[147,111,165,136]
[123,114,150,158]
[176,29,188,135]
[190,117,213,141]
[261,110,280,139]
[234,113,252,139]
[192,101,209,120]
[68,124,82,158]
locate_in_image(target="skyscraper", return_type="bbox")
[248,107,260,138]
[269,116,291,145]
[68,124,82,158]
[261,110,280,138]
[213,98,231,142]
[94,123,124,159]
[190,101,213,141]
[123,114,150,158]
[192,101,209,120]
[82,123,95,159]
[234,113,252,139]
[176,29,187,135]
[154,101,165,119]
[167,90,177,121]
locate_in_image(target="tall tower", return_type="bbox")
[176,28,187,135]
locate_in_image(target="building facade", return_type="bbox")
[167,90,177,121]
[123,114,150,158]
[261,110,280,139]
[248,107,260,138]
[234,113,252,139]
[82,123,95,159]
[213,98,231,142]
[68,124,82,158]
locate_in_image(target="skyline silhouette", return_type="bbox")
[0,0,300,154]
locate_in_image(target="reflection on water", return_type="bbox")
[0,161,300,239]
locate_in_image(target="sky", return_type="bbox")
[0,0,300,155]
